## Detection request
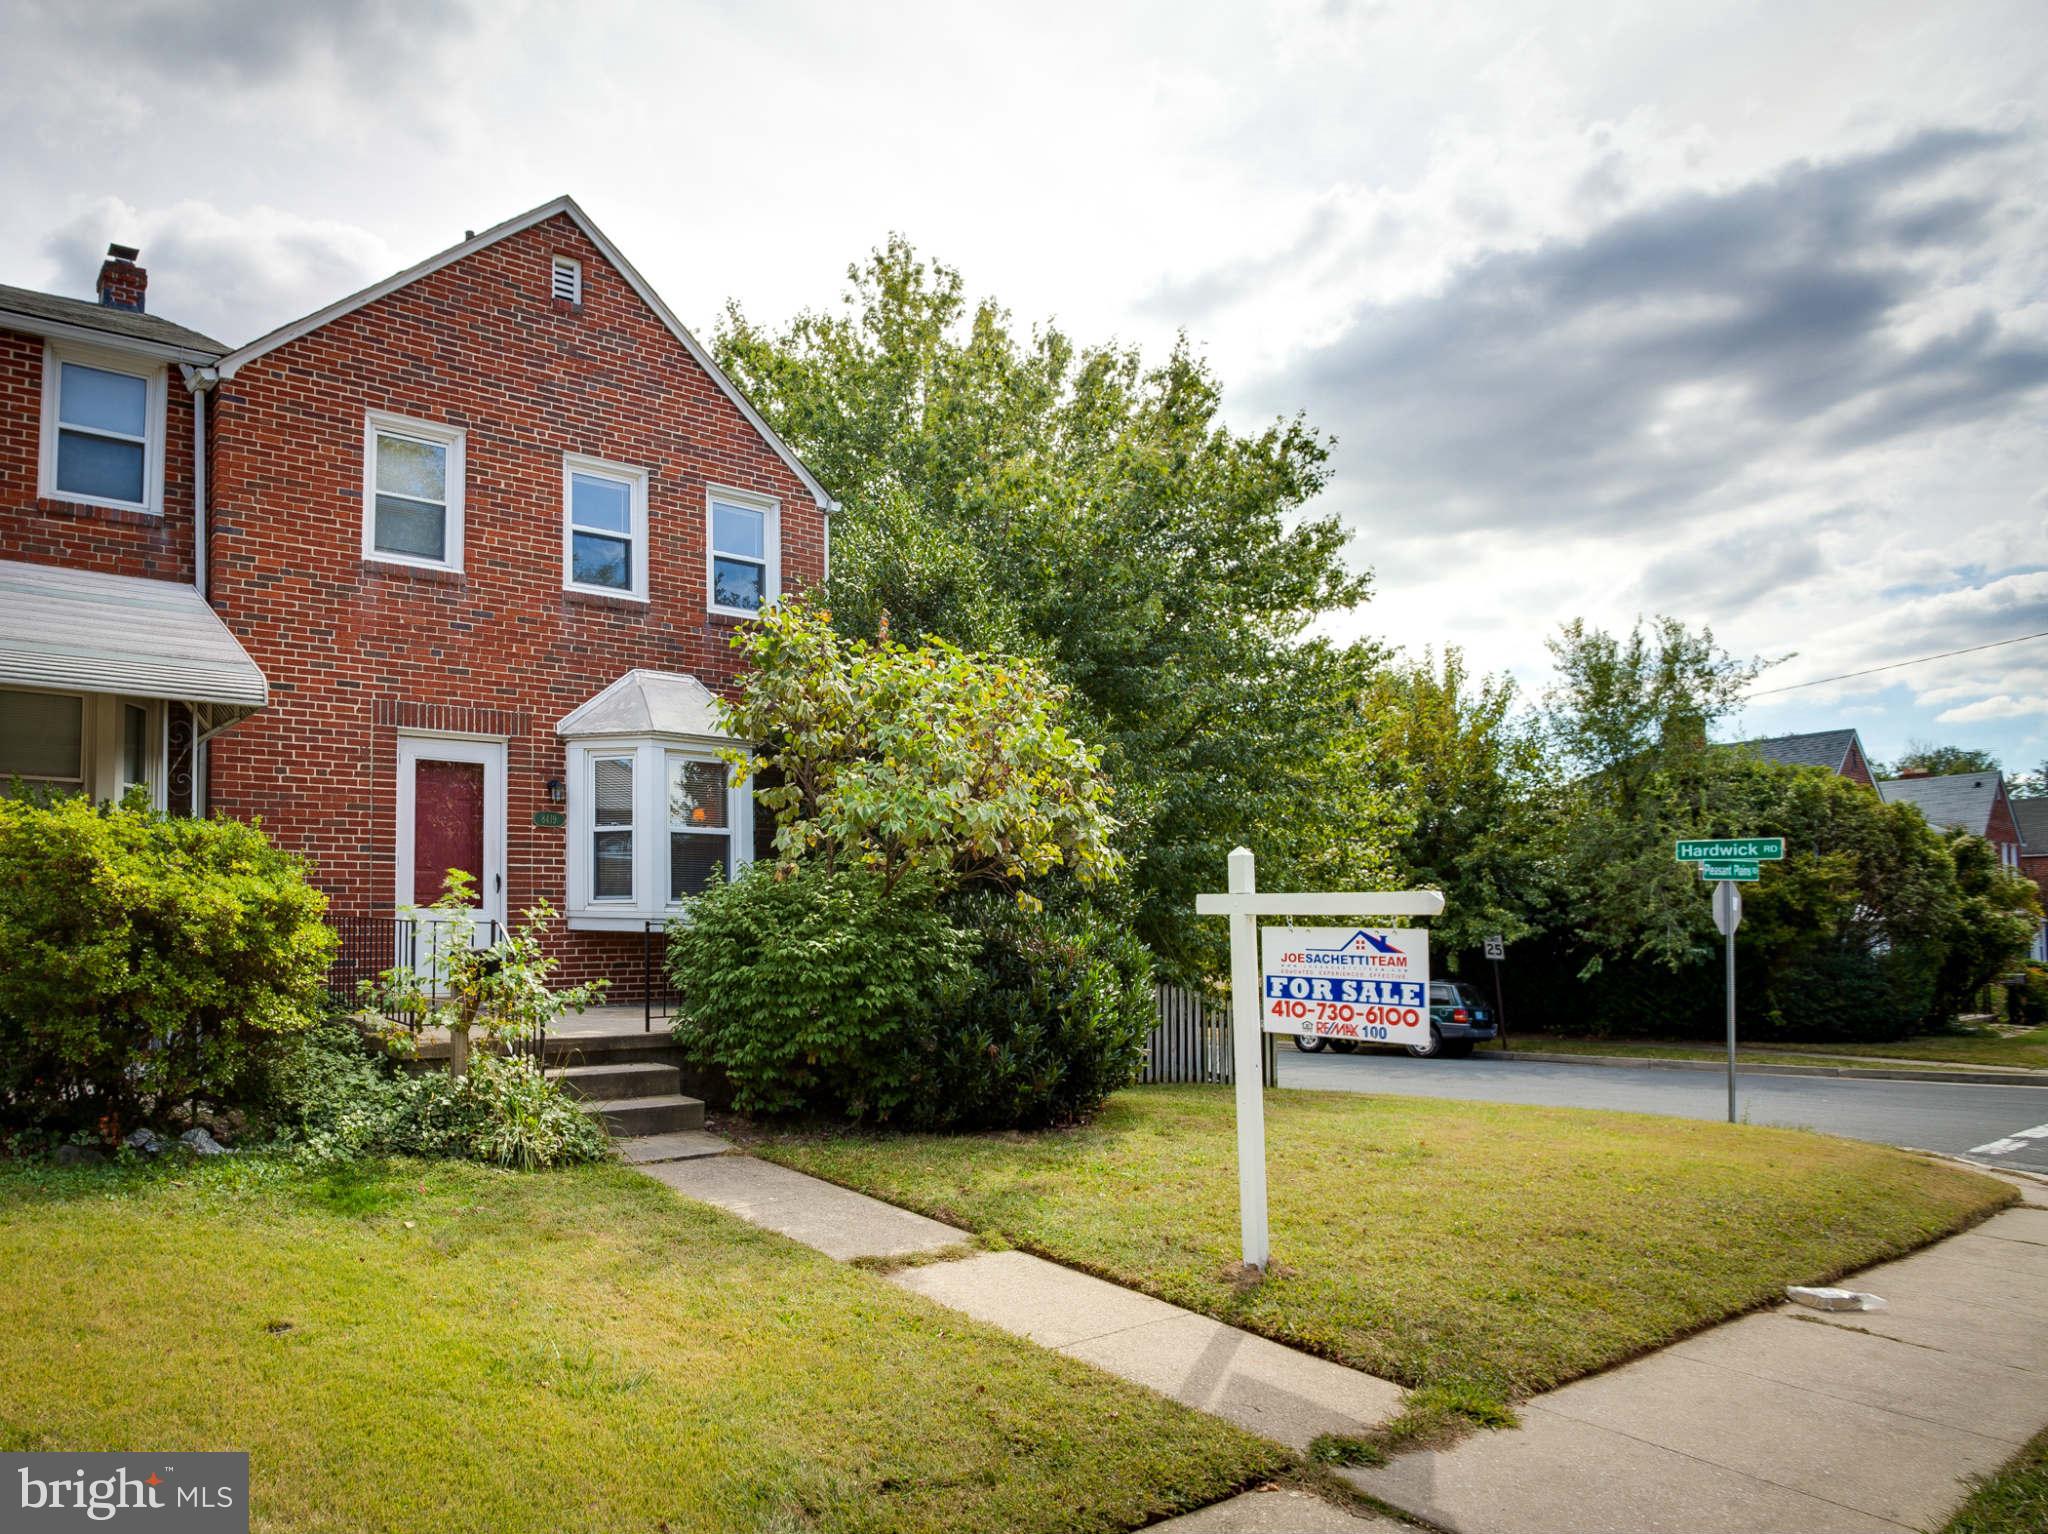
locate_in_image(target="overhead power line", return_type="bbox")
[1745,628,2048,699]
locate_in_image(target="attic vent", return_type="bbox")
[551,255,582,305]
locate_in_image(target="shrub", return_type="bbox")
[912,889,1153,1129]
[264,1018,610,1170]
[668,861,975,1120]
[2009,964,2048,1030]
[0,794,335,1133]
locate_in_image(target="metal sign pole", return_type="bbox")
[1712,879,1742,1124]
[1492,958,1508,1051]
[1226,847,1270,1270]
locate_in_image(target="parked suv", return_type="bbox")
[1292,980,1497,1059]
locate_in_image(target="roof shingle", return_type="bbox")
[1876,773,2002,837]
[0,282,225,357]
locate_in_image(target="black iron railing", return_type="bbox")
[325,913,542,1064]
[642,919,678,1034]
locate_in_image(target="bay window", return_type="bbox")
[563,736,752,926]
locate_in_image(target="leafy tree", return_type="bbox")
[715,238,1390,977]
[1882,741,2002,777]
[719,600,1119,894]
[1362,648,1551,961]
[1929,832,2041,1016]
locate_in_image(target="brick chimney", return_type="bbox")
[1895,767,1932,778]
[96,243,147,312]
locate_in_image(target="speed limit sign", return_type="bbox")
[1483,934,1505,961]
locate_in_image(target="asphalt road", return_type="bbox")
[1274,1046,2048,1175]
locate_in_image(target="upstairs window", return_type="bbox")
[562,455,649,601]
[707,487,779,617]
[363,412,465,571]
[552,255,582,304]
[39,343,164,514]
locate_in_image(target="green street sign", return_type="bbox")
[1676,837,1784,863]
[1697,860,1760,882]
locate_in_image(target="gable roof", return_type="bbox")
[0,281,226,362]
[2012,796,2048,855]
[1731,729,1862,774]
[214,195,836,512]
[1876,772,2005,837]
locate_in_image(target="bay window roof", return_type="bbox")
[555,668,734,741]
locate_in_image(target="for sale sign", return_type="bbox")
[1260,926,1432,1047]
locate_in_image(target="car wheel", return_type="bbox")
[1292,1033,1327,1053]
[1406,1025,1443,1059]
[1442,1039,1475,1059]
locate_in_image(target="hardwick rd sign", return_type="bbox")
[1676,837,1784,863]
[1696,860,1761,882]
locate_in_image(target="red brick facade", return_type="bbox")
[2,205,828,996]
[0,325,197,583]
[1840,737,1874,789]
[201,212,825,991]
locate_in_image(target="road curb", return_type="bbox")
[1475,1049,2048,1089]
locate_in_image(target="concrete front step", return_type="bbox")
[549,1061,679,1102]
[586,1092,705,1136]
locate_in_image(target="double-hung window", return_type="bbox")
[39,343,164,514]
[707,487,779,616]
[590,754,636,900]
[363,412,465,570]
[562,455,649,601]
[667,754,732,899]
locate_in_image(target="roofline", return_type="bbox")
[215,195,839,513]
[0,306,223,366]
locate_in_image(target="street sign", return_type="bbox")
[1676,837,1784,862]
[1712,881,1742,936]
[1696,860,1760,882]
[1483,934,1505,960]
[1259,926,1431,1049]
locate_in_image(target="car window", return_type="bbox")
[1430,983,1456,1004]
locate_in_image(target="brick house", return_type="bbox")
[1731,728,1876,788]
[1877,768,2042,962]
[2014,797,2048,963]
[0,197,835,995]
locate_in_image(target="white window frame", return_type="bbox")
[563,736,753,928]
[561,454,650,602]
[552,254,583,304]
[37,341,166,516]
[664,748,737,906]
[705,485,781,619]
[394,732,507,928]
[362,410,466,573]
[587,750,638,905]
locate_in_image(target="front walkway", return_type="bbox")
[639,1145,2048,1534]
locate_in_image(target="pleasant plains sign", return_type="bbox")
[1259,925,1431,1047]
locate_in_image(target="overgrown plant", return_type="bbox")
[358,871,607,1073]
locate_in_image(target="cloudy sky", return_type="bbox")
[5,0,2044,769]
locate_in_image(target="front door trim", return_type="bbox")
[395,732,507,928]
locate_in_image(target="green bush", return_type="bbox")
[0,794,335,1133]
[264,1018,610,1170]
[668,865,1150,1128]
[2009,964,2048,1029]
[913,889,1153,1129]
[668,861,975,1120]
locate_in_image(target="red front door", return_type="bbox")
[412,758,485,907]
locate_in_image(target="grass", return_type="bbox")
[1500,1026,2048,1072]
[0,1154,1283,1534]
[1941,1427,2048,1534]
[758,1085,2012,1399]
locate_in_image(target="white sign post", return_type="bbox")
[1197,847,1445,1271]
[1713,879,1742,1124]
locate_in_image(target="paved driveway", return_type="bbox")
[1274,1047,2048,1174]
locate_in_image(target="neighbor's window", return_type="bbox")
[40,344,163,513]
[363,412,465,570]
[707,489,778,616]
[667,754,732,900]
[0,689,85,796]
[562,456,649,600]
[591,755,635,900]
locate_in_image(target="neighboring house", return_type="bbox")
[0,197,835,993]
[1730,728,1876,787]
[1877,769,2027,872]
[2014,796,2048,963]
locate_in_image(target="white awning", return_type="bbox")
[556,668,734,740]
[0,559,268,725]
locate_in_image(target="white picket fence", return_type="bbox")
[1143,983,1277,1086]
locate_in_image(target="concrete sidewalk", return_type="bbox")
[645,1153,1404,1452]
[1345,1176,2048,1534]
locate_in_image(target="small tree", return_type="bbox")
[359,871,607,1074]
[719,600,1120,894]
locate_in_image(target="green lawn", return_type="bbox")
[0,1156,1282,1534]
[1506,1028,2048,1072]
[758,1085,2011,1399]
[1942,1427,2048,1534]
